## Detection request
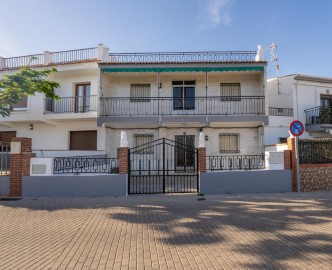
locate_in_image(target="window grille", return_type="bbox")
[219,133,239,153]
[130,84,151,102]
[134,134,154,154]
[220,83,241,101]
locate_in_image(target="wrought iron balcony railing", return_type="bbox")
[268,107,293,117]
[99,96,265,116]
[44,95,97,114]
[207,155,265,171]
[304,106,332,125]
[109,51,257,64]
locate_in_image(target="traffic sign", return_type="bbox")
[289,120,304,137]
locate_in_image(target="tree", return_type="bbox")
[0,62,60,117]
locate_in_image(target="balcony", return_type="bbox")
[99,96,265,116]
[44,95,97,114]
[304,106,332,132]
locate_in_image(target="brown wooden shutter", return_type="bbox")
[12,95,28,109]
[0,131,17,144]
[70,131,97,150]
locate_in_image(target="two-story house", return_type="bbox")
[265,74,332,145]
[98,48,269,169]
[0,45,110,157]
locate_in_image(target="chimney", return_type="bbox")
[255,44,264,61]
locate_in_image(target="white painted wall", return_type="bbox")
[105,127,261,157]
[102,72,264,98]
[0,120,104,151]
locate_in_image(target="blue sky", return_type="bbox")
[0,0,331,77]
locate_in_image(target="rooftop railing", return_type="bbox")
[304,106,332,125]
[99,96,265,116]
[1,47,98,69]
[109,51,257,64]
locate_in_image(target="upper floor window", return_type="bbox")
[320,95,332,107]
[130,84,151,102]
[75,83,91,113]
[220,83,241,101]
[219,133,239,153]
[12,95,28,110]
[173,81,195,110]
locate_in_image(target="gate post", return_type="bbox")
[287,137,298,192]
[9,137,33,197]
[198,147,206,173]
[119,147,129,175]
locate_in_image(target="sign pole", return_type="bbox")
[295,136,300,192]
[289,120,304,193]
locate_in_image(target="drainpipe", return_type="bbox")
[157,71,160,115]
[205,67,208,115]
[294,80,299,120]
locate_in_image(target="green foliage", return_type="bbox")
[0,66,60,117]
[319,107,332,124]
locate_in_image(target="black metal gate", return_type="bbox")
[128,138,199,194]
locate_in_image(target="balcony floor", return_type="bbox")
[98,115,268,128]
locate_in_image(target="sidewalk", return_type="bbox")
[0,192,331,269]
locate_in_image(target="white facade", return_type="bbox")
[99,50,268,158]
[0,46,109,154]
[265,75,332,145]
[1,46,268,162]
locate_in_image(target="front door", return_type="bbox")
[175,135,195,171]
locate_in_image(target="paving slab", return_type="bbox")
[0,192,331,269]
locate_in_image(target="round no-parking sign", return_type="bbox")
[289,120,304,137]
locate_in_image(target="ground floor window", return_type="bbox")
[219,133,239,153]
[70,130,97,150]
[134,134,154,153]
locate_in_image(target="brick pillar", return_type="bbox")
[284,150,292,170]
[10,137,33,197]
[287,137,298,192]
[119,147,129,175]
[198,147,206,173]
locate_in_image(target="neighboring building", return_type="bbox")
[98,48,268,160]
[265,74,332,145]
[0,45,110,157]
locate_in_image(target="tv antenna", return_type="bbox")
[268,42,280,93]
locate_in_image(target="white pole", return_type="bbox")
[295,136,301,192]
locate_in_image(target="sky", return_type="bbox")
[0,0,331,78]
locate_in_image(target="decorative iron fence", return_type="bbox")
[44,95,97,113]
[100,96,265,116]
[0,143,10,176]
[109,51,257,64]
[207,155,265,171]
[298,139,332,164]
[53,155,118,174]
[304,106,332,125]
[269,107,293,117]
